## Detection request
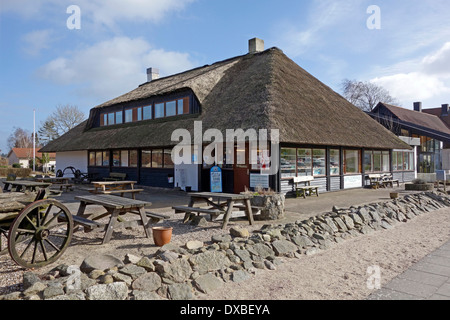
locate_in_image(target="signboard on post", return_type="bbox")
[210,166,222,193]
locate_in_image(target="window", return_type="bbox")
[382,151,390,172]
[280,148,296,178]
[330,149,340,175]
[365,150,390,173]
[166,101,176,117]
[129,150,138,167]
[102,151,109,166]
[152,149,163,168]
[393,151,414,171]
[143,106,152,120]
[89,151,109,167]
[312,149,326,176]
[155,103,164,118]
[373,151,382,172]
[164,149,174,168]
[142,150,152,167]
[96,151,103,166]
[297,149,312,176]
[89,152,96,166]
[344,150,360,174]
[113,151,120,167]
[177,99,184,115]
[364,151,372,172]
[115,111,123,124]
[108,113,115,126]
[99,96,190,126]
[392,152,397,171]
[125,109,133,123]
[100,113,107,126]
[120,150,129,167]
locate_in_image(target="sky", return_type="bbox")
[1,0,450,155]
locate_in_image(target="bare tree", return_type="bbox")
[49,104,85,135]
[39,104,85,144]
[7,127,34,150]
[341,79,401,112]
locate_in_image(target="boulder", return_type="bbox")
[80,255,124,274]
[132,272,162,292]
[86,282,128,300]
[194,273,224,294]
[271,240,298,256]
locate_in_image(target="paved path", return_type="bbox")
[368,239,450,300]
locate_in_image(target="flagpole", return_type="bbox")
[33,109,36,172]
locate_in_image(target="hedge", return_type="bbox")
[0,167,32,178]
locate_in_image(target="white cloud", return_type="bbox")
[38,37,196,100]
[422,42,450,76]
[21,29,54,56]
[370,42,450,106]
[371,72,449,101]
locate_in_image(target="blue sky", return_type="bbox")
[1,0,450,154]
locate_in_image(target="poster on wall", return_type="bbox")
[210,165,222,193]
[250,174,269,189]
[344,175,362,189]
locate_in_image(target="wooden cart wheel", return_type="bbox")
[8,199,73,269]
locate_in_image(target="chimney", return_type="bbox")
[441,104,449,117]
[248,38,264,54]
[147,67,159,82]
[413,102,422,112]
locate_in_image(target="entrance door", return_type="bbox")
[233,144,250,193]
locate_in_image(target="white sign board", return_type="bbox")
[250,174,270,189]
[344,175,362,189]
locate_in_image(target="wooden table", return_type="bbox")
[2,180,52,192]
[35,177,70,184]
[173,192,254,230]
[89,181,143,199]
[74,194,152,244]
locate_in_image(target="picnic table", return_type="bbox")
[2,180,52,193]
[35,177,73,191]
[88,181,144,199]
[173,192,255,230]
[74,194,152,244]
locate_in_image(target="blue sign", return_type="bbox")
[210,166,222,193]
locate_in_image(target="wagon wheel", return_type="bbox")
[8,199,73,269]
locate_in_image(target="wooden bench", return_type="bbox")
[88,188,144,199]
[381,174,400,188]
[145,212,170,224]
[103,172,127,181]
[172,205,225,223]
[367,174,382,189]
[59,183,74,192]
[292,176,319,198]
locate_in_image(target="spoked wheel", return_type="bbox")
[8,199,73,269]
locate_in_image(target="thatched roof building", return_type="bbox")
[42,47,407,152]
[41,39,411,193]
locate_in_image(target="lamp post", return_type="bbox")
[33,109,36,172]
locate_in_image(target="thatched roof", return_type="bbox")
[41,47,409,153]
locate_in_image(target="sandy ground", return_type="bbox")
[203,207,450,300]
[1,187,449,299]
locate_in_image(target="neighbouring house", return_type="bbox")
[41,38,410,194]
[7,148,56,171]
[369,102,450,181]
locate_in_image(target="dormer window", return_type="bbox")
[99,96,190,127]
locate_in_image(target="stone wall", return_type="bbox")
[2,191,449,301]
